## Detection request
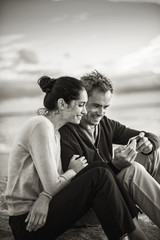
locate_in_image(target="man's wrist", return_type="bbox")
[141,144,153,155]
[108,160,120,174]
[142,149,153,155]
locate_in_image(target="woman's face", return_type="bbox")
[65,89,88,124]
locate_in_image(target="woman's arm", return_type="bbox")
[26,120,77,232]
[29,121,76,197]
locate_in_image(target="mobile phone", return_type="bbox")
[127,135,139,146]
[127,132,145,146]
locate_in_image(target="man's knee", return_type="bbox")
[136,148,160,182]
[117,162,146,191]
[119,162,146,178]
[130,161,146,173]
[152,148,160,183]
[135,148,160,169]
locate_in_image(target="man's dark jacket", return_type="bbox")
[60,116,160,173]
[60,116,160,226]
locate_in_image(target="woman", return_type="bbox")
[5,76,147,240]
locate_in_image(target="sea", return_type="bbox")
[0,90,160,176]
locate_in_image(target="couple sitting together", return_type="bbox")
[5,70,160,240]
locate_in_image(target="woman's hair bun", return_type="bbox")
[38,76,54,93]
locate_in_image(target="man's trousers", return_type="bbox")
[117,160,160,228]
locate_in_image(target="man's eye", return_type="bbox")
[79,104,84,107]
[93,105,99,108]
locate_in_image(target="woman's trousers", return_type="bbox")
[9,164,137,240]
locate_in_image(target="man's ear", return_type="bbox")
[57,98,66,110]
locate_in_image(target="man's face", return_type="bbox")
[82,88,112,126]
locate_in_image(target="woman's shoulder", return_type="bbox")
[24,115,52,130]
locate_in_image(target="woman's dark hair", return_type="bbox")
[38,75,85,110]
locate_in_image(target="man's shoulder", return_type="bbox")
[100,116,122,133]
[101,116,122,125]
[60,123,84,145]
[100,116,113,126]
[60,123,80,135]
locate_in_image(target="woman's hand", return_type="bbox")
[25,194,50,232]
[68,154,88,173]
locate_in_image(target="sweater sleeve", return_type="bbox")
[109,118,160,151]
[29,121,76,197]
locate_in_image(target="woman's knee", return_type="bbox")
[89,166,115,185]
[73,165,117,192]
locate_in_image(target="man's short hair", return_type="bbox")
[80,70,113,96]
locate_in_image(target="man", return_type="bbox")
[60,70,160,228]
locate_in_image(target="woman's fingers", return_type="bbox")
[78,157,88,166]
[25,212,30,224]
[33,215,47,231]
[72,155,88,165]
[26,211,47,232]
[26,211,35,232]
[83,162,88,167]
[69,155,88,172]
[82,159,87,164]
[70,154,80,161]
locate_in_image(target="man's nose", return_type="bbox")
[97,108,104,116]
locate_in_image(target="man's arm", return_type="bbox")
[139,132,160,154]
[109,118,160,152]
[106,117,160,170]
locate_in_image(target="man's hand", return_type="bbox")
[112,141,137,170]
[25,194,50,232]
[136,132,153,154]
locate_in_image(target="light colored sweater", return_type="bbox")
[5,115,76,216]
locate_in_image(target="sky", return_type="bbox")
[0,0,160,80]
[0,0,160,154]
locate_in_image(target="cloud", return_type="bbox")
[18,49,38,64]
[107,0,160,4]
[0,35,42,81]
[0,34,69,81]
[1,31,160,82]
[51,12,89,23]
[0,34,25,45]
[108,35,160,75]
[0,40,38,67]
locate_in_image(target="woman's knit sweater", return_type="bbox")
[5,116,76,216]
